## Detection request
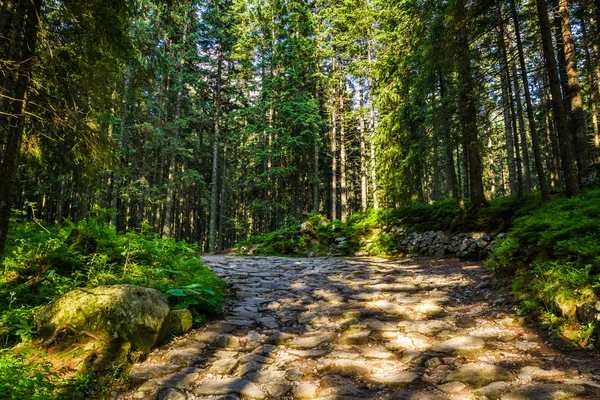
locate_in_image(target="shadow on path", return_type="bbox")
[119,256,600,400]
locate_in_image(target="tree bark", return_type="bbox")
[0,0,41,257]
[496,8,519,195]
[582,11,600,163]
[367,34,379,209]
[209,47,223,252]
[456,0,487,208]
[536,0,580,196]
[338,61,348,221]
[439,72,461,204]
[510,0,550,200]
[510,55,532,193]
[358,77,368,211]
[558,0,588,173]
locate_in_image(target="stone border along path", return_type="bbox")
[119,256,600,400]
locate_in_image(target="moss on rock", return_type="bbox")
[36,284,171,354]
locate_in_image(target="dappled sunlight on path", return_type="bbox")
[119,256,600,399]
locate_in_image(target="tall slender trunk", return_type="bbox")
[0,0,41,257]
[367,34,378,209]
[510,55,532,192]
[510,0,549,200]
[496,9,518,195]
[339,62,348,221]
[358,77,368,211]
[456,0,487,208]
[111,69,130,230]
[312,137,319,213]
[331,79,338,220]
[209,47,223,252]
[164,17,189,238]
[339,114,348,220]
[218,146,227,251]
[582,12,600,163]
[559,0,588,172]
[536,0,580,196]
[439,72,461,204]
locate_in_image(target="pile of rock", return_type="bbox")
[398,231,507,259]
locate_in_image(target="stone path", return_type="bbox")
[120,256,600,400]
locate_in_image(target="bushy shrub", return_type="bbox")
[0,217,226,383]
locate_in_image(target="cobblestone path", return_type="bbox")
[120,256,600,400]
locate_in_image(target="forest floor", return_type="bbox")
[119,256,600,400]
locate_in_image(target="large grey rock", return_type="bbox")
[36,284,171,353]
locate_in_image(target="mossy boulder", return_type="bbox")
[36,284,172,354]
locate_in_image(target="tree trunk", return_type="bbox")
[456,0,487,208]
[218,146,227,251]
[558,0,588,173]
[330,76,338,220]
[536,0,580,196]
[312,137,320,213]
[582,12,600,163]
[510,0,549,200]
[0,0,41,257]
[496,9,518,195]
[358,77,368,211]
[209,47,223,252]
[339,61,348,221]
[439,72,461,204]
[367,35,379,209]
[510,56,532,193]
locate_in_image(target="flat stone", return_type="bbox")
[166,347,204,365]
[455,316,477,328]
[158,388,186,400]
[437,381,466,394]
[518,366,565,382]
[366,320,398,332]
[351,292,380,301]
[244,370,285,384]
[209,358,239,375]
[289,331,336,349]
[515,340,540,352]
[286,348,330,358]
[399,320,455,335]
[339,330,371,345]
[263,381,293,397]
[432,336,485,354]
[293,382,319,399]
[285,368,304,381]
[446,363,514,388]
[500,384,586,400]
[207,322,236,333]
[474,381,515,400]
[192,378,266,399]
[317,358,370,376]
[361,348,396,360]
[129,363,179,383]
[266,331,294,344]
[386,334,431,351]
[369,371,419,387]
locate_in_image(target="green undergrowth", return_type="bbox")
[236,193,543,257]
[0,215,226,399]
[236,213,347,256]
[487,188,600,346]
